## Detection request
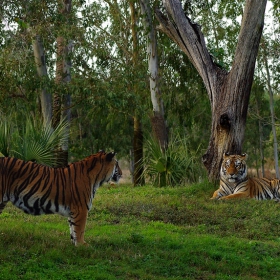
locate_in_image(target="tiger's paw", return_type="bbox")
[75,241,89,247]
[210,196,220,200]
[107,181,118,189]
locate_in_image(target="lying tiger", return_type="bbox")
[211,153,280,200]
[0,150,122,246]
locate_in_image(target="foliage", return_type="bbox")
[187,0,244,70]
[0,0,279,177]
[162,52,211,153]
[244,79,271,169]
[1,183,280,279]
[0,117,69,167]
[141,134,205,187]
[0,119,10,157]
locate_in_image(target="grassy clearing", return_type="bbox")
[1,181,280,279]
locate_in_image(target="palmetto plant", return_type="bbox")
[0,118,69,167]
[141,134,203,187]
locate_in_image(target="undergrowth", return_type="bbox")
[1,180,280,279]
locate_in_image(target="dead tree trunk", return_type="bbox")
[156,0,267,180]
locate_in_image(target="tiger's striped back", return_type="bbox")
[211,153,280,200]
[0,150,122,245]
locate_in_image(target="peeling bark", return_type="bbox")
[150,113,168,151]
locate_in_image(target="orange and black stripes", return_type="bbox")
[0,151,122,245]
[211,153,280,200]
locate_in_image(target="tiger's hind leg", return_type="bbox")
[68,211,89,246]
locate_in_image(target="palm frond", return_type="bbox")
[12,118,69,167]
[141,134,204,186]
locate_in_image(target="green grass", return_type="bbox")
[1,181,280,279]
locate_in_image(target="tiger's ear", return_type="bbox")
[105,152,116,161]
[98,150,106,155]
[223,152,230,158]
[241,153,248,160]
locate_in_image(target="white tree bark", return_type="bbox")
[140,0,163,114]
[32,35,52,126]
[140,0,168,150]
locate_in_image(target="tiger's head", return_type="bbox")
[87,151,122,187]
[100,151,122,183]
[220,153,248,184]
[111,160,122,183]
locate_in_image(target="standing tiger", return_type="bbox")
[211,153,280,200]
[0,150,122,246]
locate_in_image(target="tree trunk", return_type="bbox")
[54,0,72,166]
[32,35,52,126]
[52,36,63,129]
[60,40,72,166]
[263,47,279,178]
[133,116,145,186]
[156,0,267,180]
[130,0,145,185]
[257,104,265,177]
[140,0,168,151]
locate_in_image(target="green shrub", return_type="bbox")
[0,117,69,167]
[141,134,205,187]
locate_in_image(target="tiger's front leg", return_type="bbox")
[219,192,249,200]
[68,210,89,246]
[211,189,222,199]
[68,217,76,245]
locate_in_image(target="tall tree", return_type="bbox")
[156,0,267,180]
[262,41,279,178]
[32,34,52,126]
[53,0,73,166]
[140,0,168,151]
[129,0,145,186]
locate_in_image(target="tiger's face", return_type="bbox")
[111,160,122,183]
[221,153,248,183]
[87,151,122,187]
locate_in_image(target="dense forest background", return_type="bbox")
[0,0,280,184]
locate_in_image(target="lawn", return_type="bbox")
[1,181,280,279]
